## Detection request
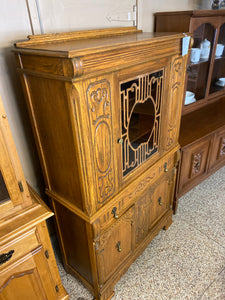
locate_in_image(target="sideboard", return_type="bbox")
[14,27,190,299]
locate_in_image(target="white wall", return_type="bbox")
[1,0,201,193]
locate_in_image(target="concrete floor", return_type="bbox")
[55,166,225,300]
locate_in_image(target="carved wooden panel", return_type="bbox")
[190,153,202,176]
[120,70,164,177]
[219,137,225,158]
[166,56,184,149]
[95,206,134,285]
[87,80,115,205]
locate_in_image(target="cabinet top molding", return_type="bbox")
[154,10,225,17]
[14,27,185,58]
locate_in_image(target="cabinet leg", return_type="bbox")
[95,287,115,300]
[173,196,179,214]
[163,217,173,231]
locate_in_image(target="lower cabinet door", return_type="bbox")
[209,127,225,171]
[149,169,175,228]
[0,246,57,300]
[178,136,211,195]
[95,206,135,285]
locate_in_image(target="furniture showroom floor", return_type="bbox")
[54,166,225,300]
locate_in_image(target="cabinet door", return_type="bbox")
[209,20,225,96]
[0,247,57,300]
[149,169,175,228]
[209,127,225,171]
[0,98,31,218]
[178,136,211,195]
[186,17,218,106]
[95,206,135,285]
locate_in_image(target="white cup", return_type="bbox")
[190,48,201,63]
[215,44,224,57]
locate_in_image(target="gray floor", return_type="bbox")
[55,166,225,299]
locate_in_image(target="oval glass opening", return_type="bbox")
[128,98,155,150]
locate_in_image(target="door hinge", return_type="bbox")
[107,4,137,25]
[18,181,24,192]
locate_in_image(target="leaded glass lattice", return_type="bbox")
[120,70,163,177]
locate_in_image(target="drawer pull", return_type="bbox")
[0,250,14,266]
[164,162,168,172]
[158,197,163,206]
[111,207,119,219]
[116,241,122,252]
[118,138,123,145]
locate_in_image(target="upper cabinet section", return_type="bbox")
[155,10,225,115]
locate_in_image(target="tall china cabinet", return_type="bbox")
[14,27,190,299]
[155,10,225,212]
[0,97,68,299]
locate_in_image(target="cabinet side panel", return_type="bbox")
[24,75,83,210]
[155,15,191,33]
[53,201,93,285]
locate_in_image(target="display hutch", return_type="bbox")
[0,96,68,299]
[155,10,225,212]
[14,27,190,299]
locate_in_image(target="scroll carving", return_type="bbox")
[166,57,183,149]
[72,57,84,77]
[87,80,115,205]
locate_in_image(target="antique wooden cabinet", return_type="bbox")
[14,27,189,299]
[155,10,225,211]
[0,97,68,299]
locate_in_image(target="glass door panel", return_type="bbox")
[0,169,10,203]
[120,70,163,177]
[209,23,225,95]
[186,23,216,104]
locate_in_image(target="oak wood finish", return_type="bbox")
[14,27,189,299]
[0,97,68,300]
[155,11,225,212]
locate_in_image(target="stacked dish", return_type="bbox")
[215,77,225,87]
[185,91,196,105]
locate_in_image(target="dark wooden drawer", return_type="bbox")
[95,206,135,285]
[178,136,211,195]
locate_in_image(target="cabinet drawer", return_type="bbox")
[209,127,225,171]
[178,136,211,194]
[95,206,135,285]
[0,228,39,270]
